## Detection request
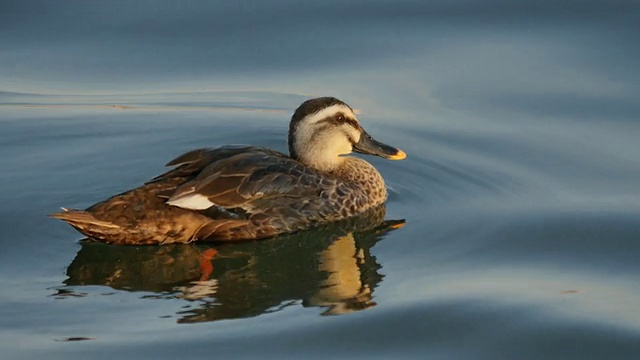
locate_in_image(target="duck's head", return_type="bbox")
[288,97,406,172]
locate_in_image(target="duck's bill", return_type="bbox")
[353,130,407,160]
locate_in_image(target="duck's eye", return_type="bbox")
[336,114,345,122]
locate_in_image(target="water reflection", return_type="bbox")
[55,206,404,323]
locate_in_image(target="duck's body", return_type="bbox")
[51,97,406,245]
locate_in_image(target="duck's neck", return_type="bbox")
[297,151,346,173]
[295,154,388,204]
[332,157,387,202]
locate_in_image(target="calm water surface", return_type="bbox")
[1,1,640,359]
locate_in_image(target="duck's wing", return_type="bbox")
[147,145,261,183]
[162,146,337,212]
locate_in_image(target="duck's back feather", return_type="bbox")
[165,146,343,212]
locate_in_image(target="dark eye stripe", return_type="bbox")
[317,114,360,130]
[344,118,360,130]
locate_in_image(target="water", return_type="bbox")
[1,1,640,359]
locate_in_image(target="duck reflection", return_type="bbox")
[56,205,404,323]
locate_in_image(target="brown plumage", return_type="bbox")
[50,97,406,245]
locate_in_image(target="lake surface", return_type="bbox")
[1,1,640,359]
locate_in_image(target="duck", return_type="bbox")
[50,97,406,245]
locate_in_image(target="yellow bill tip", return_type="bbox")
[388,149,407,160]
[389,222,406,230]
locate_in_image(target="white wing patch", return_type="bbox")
[167,193,215,210]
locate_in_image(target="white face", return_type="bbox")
[293,104,362,171]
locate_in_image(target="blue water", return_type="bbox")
[1,1,640,359]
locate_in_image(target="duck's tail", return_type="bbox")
[49,207,255,244]
[49,208,122,243]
